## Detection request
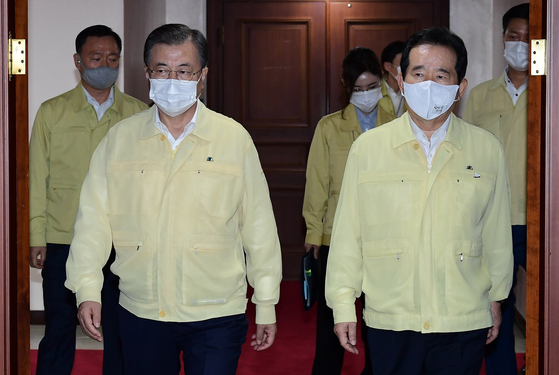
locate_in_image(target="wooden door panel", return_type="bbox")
[220,2,326,279]
[329,1,448,112]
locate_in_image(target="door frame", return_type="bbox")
[0,0,29,373]
[526,0,559,374]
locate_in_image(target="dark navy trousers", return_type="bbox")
[36,244,122,375]
[118,307,248,375]
[484,225,527,375]
[367,327,487,375]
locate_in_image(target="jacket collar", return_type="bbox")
[489,70,508,92]
[339,103,361,132]
[71,81,126,115]
[392,113,463,150]
[139,101,213,141]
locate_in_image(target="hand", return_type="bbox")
[333,322,359,354]
[304,243,321,259]
[77,301,103,342]
[30,246,47,269]
[250,323,277,351]
[486,301,502,344]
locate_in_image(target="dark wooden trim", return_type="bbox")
[544,0,559,373]
[526,1,545,374]
[30,311,45,326]
[7,0,29,373]
[1,0,11,372]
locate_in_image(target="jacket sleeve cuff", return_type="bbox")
[30,233,46,248]
[332,304,357,325]
[73,289,102,308]
[255,304,276,325]
[305,232,323,246]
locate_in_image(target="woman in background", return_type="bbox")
[303,47,396,375]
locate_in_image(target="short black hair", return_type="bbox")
[143,24,208,69]
[400,27,467,84]
[342,47,382,102]
[381,41,406,67]
[503,3,529,32]
[75,25,122,55]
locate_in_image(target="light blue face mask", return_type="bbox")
[78,55,119,90]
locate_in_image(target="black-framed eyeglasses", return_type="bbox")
[147,67,204,82]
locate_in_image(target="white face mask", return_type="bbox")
[402,81,459,120]
[504,41,529,71]
[350,87,383,114]
[149,74,202,117]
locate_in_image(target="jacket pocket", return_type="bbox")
[358,171,424,226]
[437,172,495,228]
[190,163,243,218]
[445,240,491,315]
[181,235,245,306]
[362,240,415,314]
[111,231,153,304]
[46,178,79,233]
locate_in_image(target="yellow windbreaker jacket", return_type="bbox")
[463,71,527,225]
[65,104,282,324]
[303,104,396,246]
[29,83,148,247]
[326,114,513,333]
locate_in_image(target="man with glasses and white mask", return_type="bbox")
[464,4,529,375]
[29,25,148,375]
[325,27,513,375]
[65,23,282,375]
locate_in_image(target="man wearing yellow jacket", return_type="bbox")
[29,25,148,375]
[65,24,282,375]
[326,27,513,375]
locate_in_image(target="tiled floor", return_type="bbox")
[30,323,527,352]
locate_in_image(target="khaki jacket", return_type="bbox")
[379,80,406,116]
[65,104,282,324]
[303,104,396,245]
[463,71,527,225]
[29,83,148,246]
[326,114,513,333]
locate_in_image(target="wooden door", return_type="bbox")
[328,0,448,112]
[207,0,448,279]
[1,0,29,373]
[209,1,327,279]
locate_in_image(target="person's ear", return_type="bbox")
[397,71,404,93]
[456,78,468,101]
[73,53,81,70]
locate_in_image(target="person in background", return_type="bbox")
[303,46,396,375]
[29,25,148,375]
[380,40,406,117]
[463,4,529,374]
[326,27,513,375]
[65,24,282,375]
